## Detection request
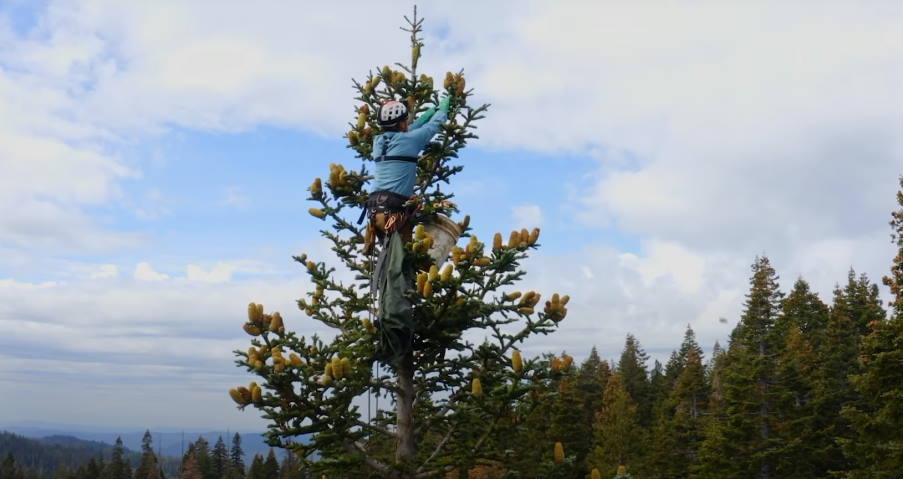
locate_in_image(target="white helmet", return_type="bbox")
[378,100,408,127]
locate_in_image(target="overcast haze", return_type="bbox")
[2,1,902,430]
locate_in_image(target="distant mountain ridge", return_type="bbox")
[0,430,135,475]
[2,425,274,460]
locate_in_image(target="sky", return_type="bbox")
[1,1,902,431]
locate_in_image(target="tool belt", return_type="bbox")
[366,190,410,215]
[362,190,421,256]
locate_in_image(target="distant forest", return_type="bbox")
[0,431,302,478]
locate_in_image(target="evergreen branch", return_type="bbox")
[342,441,392,475]
[416,425,456,474]
[354,420,396,439]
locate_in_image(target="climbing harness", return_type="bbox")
[356,133,419,226]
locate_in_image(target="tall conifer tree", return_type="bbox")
[588,373,645,477]
[106,437,132,479]
[652,335,707,478]
[842,176,903,477]
[211,437,227,479]
[229,10,569,478]
[576,348,611,465]
[246,455,263,479]
[263,450,279,479]
[179,451,203,479]
[135,430,164,479]
[695,256,784,479]
[228,433,244,478]
[617,334,652,426]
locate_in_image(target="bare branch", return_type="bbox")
[416,425,455,474]
[355,419,396,439]
[342,441,392,476]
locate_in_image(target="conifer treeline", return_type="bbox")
[177,433,303,479]
[0,432,302,479]
[431,178,903,478]
[521,260,892,478]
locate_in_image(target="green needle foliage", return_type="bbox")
[229,10,569,479]
[842,176,903,478]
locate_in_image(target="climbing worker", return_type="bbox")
[367,94,451,365]
[366,94,451,240]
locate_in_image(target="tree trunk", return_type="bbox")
[396,352,417,472]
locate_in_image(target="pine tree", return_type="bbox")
[617,334,652,426]
[652,342,708,478]
[106,437,132,479]
[229,10,569,478]
[588,373,645,478]
[772,317,819,477]
[278,453,305,479]
[229,433,245,478]
[189,438,212,479]
[546,356,588,477]
[75,458,102,479]
[694,256,785,479]
[576,348,611,465]
[135,430,164,479]
[211,437,227,479]
[97,457,110,479]
[245,455,263,479]
[497,353,578,477]
[180,451,203,479]
[770,278,827,478]
[262,450,279,479]
[1,453,23,479]
[781,279,829,350]
[842,176,903,477]
[648,360,667,420]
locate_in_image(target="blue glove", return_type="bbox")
[438,95,451,112]
[414,106,437,126]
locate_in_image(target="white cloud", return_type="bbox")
[89,264,118,279]
[0,273,315,428]
[186,263,235,283]
[6,1,899,268]
[512,204,543,229]
[134,262,168,281]
[626,240,707,294]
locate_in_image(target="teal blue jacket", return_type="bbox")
[371,106,448,196]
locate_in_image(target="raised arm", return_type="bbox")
[405,96,450,144]
[409,106,437,131]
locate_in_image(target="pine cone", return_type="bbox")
[505,291,522,301]
[229,388,247,406]
[290,353,303,367]
[308,208,326,220]
[553,442,564,464]
[243,323,261,336]
[512,350,523,374]
[491,233,502,252]
[250,383,262,404]
[237,386,252,403]
[309,178,323,198]
[440,264,453,282]
[507,231,520,249]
